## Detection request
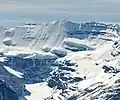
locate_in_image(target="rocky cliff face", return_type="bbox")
[0,80,19,100]
[0,63,25,100]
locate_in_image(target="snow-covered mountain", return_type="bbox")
[0,20,120,100]
[0,20,119,51]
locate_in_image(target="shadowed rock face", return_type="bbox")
[0,63,25,100]
[0,80,19,100]
[3,56,56,84]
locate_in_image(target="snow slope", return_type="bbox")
[25,83,52,100]
[45,40,120,100]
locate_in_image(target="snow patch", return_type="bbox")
[25,83,52,100]
[4,66,23,78]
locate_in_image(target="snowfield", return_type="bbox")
[0,20,120,100]
[25,83,52,100]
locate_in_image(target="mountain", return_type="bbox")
[0,20,120,100]
[0,20,119,51]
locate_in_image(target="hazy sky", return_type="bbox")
[0,0,120,26]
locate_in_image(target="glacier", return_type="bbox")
[0,20,120,100]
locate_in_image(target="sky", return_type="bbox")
[0,0,120,27]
